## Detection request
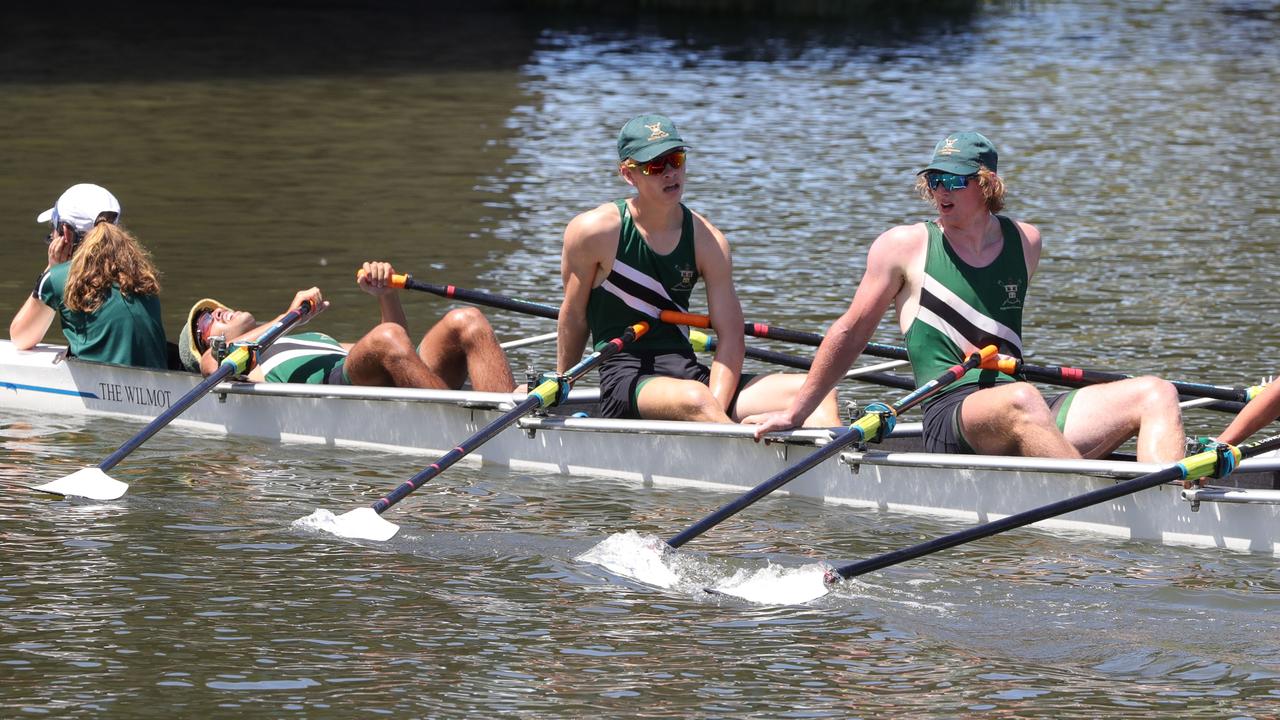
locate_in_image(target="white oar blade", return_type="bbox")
[32,468,129,501]
[292,507,399,542]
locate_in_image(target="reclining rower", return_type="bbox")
[179,261,515,391]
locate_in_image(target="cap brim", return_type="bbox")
[630,141,689,163]
[918,161,980,176]
[36,208,54,224]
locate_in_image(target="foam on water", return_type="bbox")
[579,531,831,604]
[709,562,831,605]
[577,530,679,588]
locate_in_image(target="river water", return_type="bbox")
[3,1,1280,717]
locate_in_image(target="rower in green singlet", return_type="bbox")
[556,112,840,426]
[746,131,1186,464]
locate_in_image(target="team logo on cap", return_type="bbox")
[937,136,960,156]
[646,123,670,141]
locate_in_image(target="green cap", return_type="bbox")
[617,113,688,162]
[918,131,998,175]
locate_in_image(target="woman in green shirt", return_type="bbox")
[9,183,167,369]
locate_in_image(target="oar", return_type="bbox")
[688,330,914,391]
[663,345,998,550]
[982,353,1266,404]
[33,301,315,501]
[825,433,1279,582]
[396,278,1261,404]
[308,322,649,542]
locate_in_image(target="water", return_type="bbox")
[5,1,1280,716]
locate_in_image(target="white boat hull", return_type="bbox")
[4,340,1277,555]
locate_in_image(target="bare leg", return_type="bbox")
[959,382,1082,458]
[730,373,841,427]
[417,307,515,392]
[1059,376,1184,463]
[344,322,448,389]
[635,376,732,422]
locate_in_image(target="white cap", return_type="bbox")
[36,183,122,235]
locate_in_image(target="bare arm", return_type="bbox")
[557,208,612,373]
[744,226,914,438]
[694,214,744,411]
[1016,219,1043,278]
[357,260,409,330]
[9,295,56,350]
[1218,380,1280,444]
[9,232,74,350]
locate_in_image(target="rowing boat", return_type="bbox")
[4,339,1279,554]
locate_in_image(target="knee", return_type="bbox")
[1132,375,1181,411]
[438,307,493,345]
[1001,382,1056,423]
[672,383,719,417]
[364,322,414,355]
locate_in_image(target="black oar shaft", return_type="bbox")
[97,301,313,473]
[665,347,994,549]
[403,276,560,321]
[396,276,1258,403]
[830,433,1280,580]
[369,322,647,515]
[1015,362,1251,403]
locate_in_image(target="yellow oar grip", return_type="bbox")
[1180,446,1242,482]
[849,411,883,439]
[688,329,713,352]
[222,345,254,374]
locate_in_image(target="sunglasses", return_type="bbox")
[627,150,686,176]
[195,310,217,349]
[924,172,976,191]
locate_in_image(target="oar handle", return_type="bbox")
[369,322,648,515]
[380,270,563,322]
[95,300,314,474]
[980,353,1256,403]
[828,432,1280,582]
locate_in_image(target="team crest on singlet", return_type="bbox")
[997,277,1023,310]
[671,264,697,291]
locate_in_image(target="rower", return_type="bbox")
[178,261,515,391]
[745,131,1186,463]
[555,112,840,426]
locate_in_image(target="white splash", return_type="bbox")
[709,562,831,605]
[577,531,679,589]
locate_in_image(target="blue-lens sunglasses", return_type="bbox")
[925,172,975,191]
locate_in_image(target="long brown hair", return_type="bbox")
[64,219,161,313]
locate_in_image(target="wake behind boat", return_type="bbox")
[4,339,1278,555]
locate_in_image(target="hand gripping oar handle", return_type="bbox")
[367,322,649,515]
[664,345,998,549]
[981,354,1263,404]
[94,300,315,473]
[827,432,1276,582]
